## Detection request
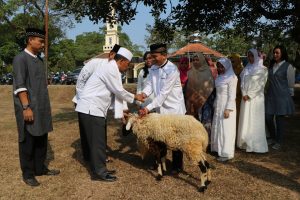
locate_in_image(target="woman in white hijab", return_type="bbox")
[211,57,238,162]
[237,48,268,153]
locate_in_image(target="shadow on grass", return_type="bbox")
[45,140,55,167]
[52,108,77,123]
[229,160,300,193]
[71,138,93,176]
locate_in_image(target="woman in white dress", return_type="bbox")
[211,57,238,162]
[136,51,154,108]
[237,49,268,153]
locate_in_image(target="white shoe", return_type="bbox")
[272,143,281,150]
[217,157,230,162]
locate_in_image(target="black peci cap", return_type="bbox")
[150,43,167,53]
[25,28,45,39]
[111,44,121,53]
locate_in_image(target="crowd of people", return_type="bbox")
[12,27,295,187]
[136,45,295,163]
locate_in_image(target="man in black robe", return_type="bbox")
[13,28,59,187]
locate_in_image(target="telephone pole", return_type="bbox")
[45,0,49,78]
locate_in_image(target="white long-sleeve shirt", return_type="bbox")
[143,60,186,114]
[72,58,107,103]
[75,60,134,118]
[273,60,295,96]
[136,68,154,108]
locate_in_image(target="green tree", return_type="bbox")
[0,0,71,65]
[49,39,76,72]
[145,20,190,50]
[73,32,104,65]
[201,29,252,56]
[58,0,300,43]
[48,27,143,72]
[0,42,20,64]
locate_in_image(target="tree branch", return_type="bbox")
[32,1,45,18]
[254,4,296,20]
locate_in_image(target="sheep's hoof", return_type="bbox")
[198,186,206,193]
[156,175,162,181]
[205,180,211,186]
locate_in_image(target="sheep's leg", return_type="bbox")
[157,162,163,177]
[161,156,167,174]
[204,160,211,186]
[156,158,163,181]
[198,161,208,193]
[155,144,163,181]
[161,144,167,175]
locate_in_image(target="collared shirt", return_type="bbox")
[143,60,186,114]
[72,58,108,103]
[14,48,37,95]
[75,60,134,118]
[13,50,53,140]
[273,60,295,95]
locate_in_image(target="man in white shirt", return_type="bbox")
[72,44,121,104]
[139,43,186,175]
[73,44,121,163]
[75,47,144,182]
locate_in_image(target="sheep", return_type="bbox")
[125,113,211,192]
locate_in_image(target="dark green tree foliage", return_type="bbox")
[145,21,188,50]
[0,42,20,64]
[59,0,300,43]
[49,39,76,72]
[73,32,104,65]
[48,27,143,72]
[0,0,71,69]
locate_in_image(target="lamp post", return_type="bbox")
[45,0,49,77]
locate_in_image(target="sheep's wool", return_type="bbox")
[129,113,209,163]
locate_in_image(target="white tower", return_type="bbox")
[103,9,119,53]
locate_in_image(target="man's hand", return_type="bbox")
[243,95,250,101]
[138,108,149,117]
[23,108,34,122]
[224,109,231,119]
[135,94,145,102]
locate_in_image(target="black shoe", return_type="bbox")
[171,168,183,176]
[149,163,158,171]
[107,169,116,175]
[92,173,117,182]
[23,177,40,187]
[40,169,60,176]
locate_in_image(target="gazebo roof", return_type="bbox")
[169,42,224,58]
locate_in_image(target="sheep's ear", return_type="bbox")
[126,119,132,130]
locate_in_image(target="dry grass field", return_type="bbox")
[0,84,299,200]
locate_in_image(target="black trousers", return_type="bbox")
[19,130,48,179]
[78,113,90,161]
[266,114,285,144]
[78,112,107,175]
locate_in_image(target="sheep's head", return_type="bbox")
[125,113,139,130]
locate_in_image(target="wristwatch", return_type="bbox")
[22,104,30,110]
